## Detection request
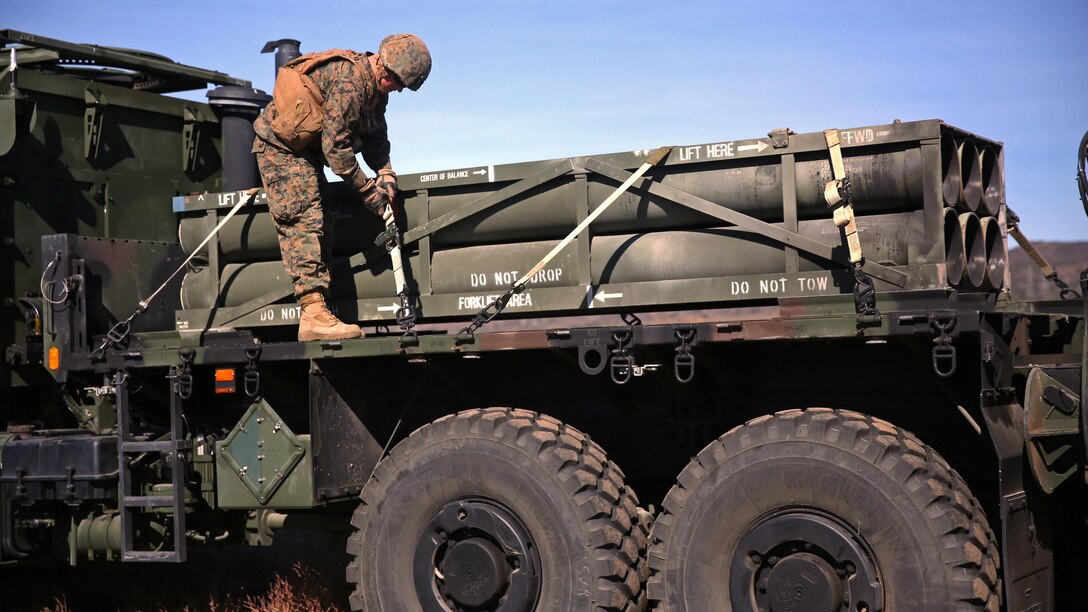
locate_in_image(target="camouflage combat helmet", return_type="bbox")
[378,33,431,91]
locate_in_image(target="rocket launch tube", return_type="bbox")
[943,207,965,286]
[181,131,1000,266]
[942,133,962,208]
[980,216,1007,290]
[182,211,941,309]
[180,149,928,260]
[979,145,1003,217]
[957,138,983,213]
[181,252,423,311]
[174,121,1010,320]
[959,212,987,289]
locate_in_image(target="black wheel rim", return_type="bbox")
[414,499,541,611]
[731,509,883,612]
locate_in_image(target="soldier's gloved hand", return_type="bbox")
[349,168,390,217]
[361,182,391,218]
[376,168,398,202]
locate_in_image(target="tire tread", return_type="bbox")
[347,407,648,611]
[647,408,1000,611]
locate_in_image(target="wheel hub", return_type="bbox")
[764,553,843,611]
[414,499,540,611]
[442,537,511,607]
[731,510,883,612]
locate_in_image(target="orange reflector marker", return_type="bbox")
[215,368,236,394]
[48,347,60,370]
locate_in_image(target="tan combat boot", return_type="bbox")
[297,293,362,342]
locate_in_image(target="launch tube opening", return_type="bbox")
[943,207,965,286]
[957,138,983,213]
[980,145,1003,216]
[980,217,1007,290]
[959,212,986,288]
[941,133,962,208]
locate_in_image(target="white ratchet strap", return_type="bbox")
[383,207,408,295]
[95,187,260,355]
[822,130,863,264]
[145,187,261,309]
[457,146,672,337]
[514,145,673,289]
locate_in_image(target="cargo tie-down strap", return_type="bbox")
[376,206,418,341]
[1006,207,1081,300]
[822,129,880,320]
[458,146,674,336]
[92,187,262,356]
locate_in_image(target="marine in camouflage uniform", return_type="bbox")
[251,34,431,341]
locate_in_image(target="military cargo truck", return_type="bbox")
[1,30,1085,612]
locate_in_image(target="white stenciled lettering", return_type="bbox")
[457,295,488,310]
[448,170,469,179]
[259,308,275,322]
[797,276,830,292]
[678,145,701,161]
[730,281,750,295]
[280,306,300,320]
[840,129,875,146]
[494,270,519,285]
[419,173,439,183]
[469,267,563,291]
[528,267,563,285]
[705,142,735,158]
[457,292,533,311]
[759,277,788,294]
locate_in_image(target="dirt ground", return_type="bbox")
[0,530,353,611]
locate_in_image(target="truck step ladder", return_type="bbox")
[114,368,189,562]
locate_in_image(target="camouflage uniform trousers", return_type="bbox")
[253,137,335,299]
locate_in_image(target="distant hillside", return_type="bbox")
[1008,241,1088,301]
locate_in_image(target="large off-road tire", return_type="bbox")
[347,408,648,611]
[648,408,1000,611]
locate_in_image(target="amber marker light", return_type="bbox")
[214,368,236,394]
[48,347,60,370]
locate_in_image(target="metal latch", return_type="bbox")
[768,127,794,149]
[83,384,116,397]
[630,364,660,377]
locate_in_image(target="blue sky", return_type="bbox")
[6,0,1088,239]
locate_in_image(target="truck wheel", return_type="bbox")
[346,408,648,612]
[648,408,1000,611]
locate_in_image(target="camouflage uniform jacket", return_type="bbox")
[253,52,392,178]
